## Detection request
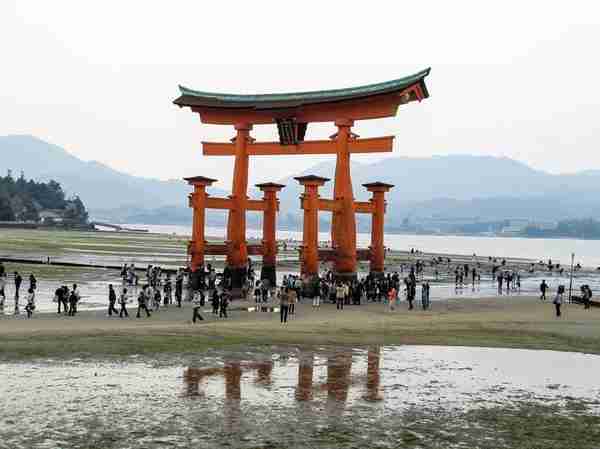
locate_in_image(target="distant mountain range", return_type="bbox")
[3,134,600,229]
[0,135,226,210]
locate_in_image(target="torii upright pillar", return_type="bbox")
[331,119,358,281]
[296,175,329,282]
[226,123,252,288]
[185,176,217,271]
[364,182,394,276]
[256,182,285,287]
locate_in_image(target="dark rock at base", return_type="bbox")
[260,264,277,288]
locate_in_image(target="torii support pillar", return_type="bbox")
[296,175,329,282]
[185,176,217,271]
[226,123,253,289]
[364,182,394,276]
[332,119,358,281]
[256,182,285,287]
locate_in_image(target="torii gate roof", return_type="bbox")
[173,68,430,125]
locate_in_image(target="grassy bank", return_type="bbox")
[381,402,600,449]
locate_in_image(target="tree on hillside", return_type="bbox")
[0,172,88,224]
[63,195,89,224]
[0,195,15,221]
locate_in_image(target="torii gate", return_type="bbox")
[175,68,430,287]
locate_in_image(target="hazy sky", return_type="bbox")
[1,1,599,188]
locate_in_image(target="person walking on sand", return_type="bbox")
[584,285,593,309]
[421,282,431,310]
[0,273,6,309]
[54,286,64,314]
[211,289,220,315]
[175,275,183,308]
[388,285,397,311]
[29,273,37,292]
[25,287,35,318]
[108,284,119,316]
[68,288,78,316]
[60,285,69,313]
[119,288,129,318]
[163,276,172,306]
[219,291,229,319]
[553,285,564,317]
[406,278,415,310]
[313,288,321,309]
[14,271,22,314]
[540,280,548,301]
[279,287,290,323]
[192,290,205,323]
[136,289,151,318]
[336,282,345,310]
[288,287,297,315]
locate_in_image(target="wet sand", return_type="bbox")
[2,295,599,359]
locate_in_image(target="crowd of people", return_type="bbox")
[0,252,596,322]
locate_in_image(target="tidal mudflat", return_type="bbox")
[1,346,599,449]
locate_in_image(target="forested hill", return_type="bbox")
[0,172,88,224]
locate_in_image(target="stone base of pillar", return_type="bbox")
[333,271,357,283]
[302,274,320,298]
[190,270,205,290]
[260,264,277,288]
[226,266,247,299]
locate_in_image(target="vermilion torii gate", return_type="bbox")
[175,68,430,287]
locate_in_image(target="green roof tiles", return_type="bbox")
[174,68,430,109]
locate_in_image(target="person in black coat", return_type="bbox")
[219,291,229,318]
[108,284,119,316]
[211,289,220,315]
[55,286,65,314]
[14,272,22,302]
[68,290,78,316]
[175,276,183,307]
[29,274,37,291]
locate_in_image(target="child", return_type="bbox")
[192,290,205,323]
[254,281,261,304]
[154,289,162,311]
[25,287,35,318]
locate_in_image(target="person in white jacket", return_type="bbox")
[553,285,565,317]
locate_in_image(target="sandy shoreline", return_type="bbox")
[1,295,599,359]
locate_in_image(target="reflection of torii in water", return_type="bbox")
[183,360,274,398]
[183,359,274,433]
[183,347,382,404]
